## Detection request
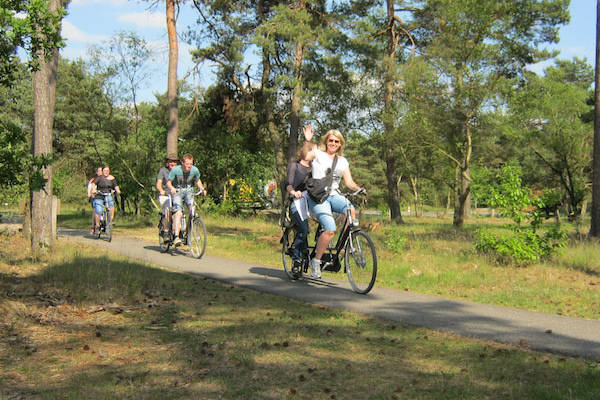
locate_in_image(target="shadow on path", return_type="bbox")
[58,227,600,360]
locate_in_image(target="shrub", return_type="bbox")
[384,230,407,254]
[474,164,567,265]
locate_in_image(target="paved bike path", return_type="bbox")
[59,228,600,360]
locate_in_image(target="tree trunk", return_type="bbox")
[30,0,62,252]
[453,119,472,227]
[591,0,600,237]
[382,0,403,224]
[385,158,403,223]
[166,0,179,156]
[409,176,419,217]
[453,166,471,227]
[288,39,304,166]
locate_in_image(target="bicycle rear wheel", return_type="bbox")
[345,231,377,294]
[158,215,171,253]
[281,227,297,279]
[189,216,207,259]
[105,211,112,242]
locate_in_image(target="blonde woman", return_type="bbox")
[303,124,363,279]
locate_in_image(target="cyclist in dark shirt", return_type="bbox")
[285,141,316,277]
[156,153,179,239]
[91,165,121,229]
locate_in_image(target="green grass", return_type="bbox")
[57,207,600,320]
[1,234,599,399]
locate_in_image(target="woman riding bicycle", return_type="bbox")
[90,165,121,230]
[303,124,364,279]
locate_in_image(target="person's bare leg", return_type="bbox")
[173,210,183,236]
[315,231,334,259]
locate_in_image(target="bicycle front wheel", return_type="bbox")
[345,231,377,294]
[281,227,297,279]
[189,216,207,259]
[105,211,112,242]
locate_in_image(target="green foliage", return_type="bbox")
[204,197,237,216]
[0,119,28,186]
[0,0,66,85]
[474,164,567,265]
[475,224,567,265]
[508,58,594,221]
[0,116,52,192]
[384,229,407,254]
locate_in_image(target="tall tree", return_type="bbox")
[510,60,594,221]
[166,0,179,155]
[591,0,600,236]
[380,0,409,223]
[414,0,569,227]
[88,31,153,137]
[30,0,67,250]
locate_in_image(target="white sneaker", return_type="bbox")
[310,258,322,279]
[173,237,182,247]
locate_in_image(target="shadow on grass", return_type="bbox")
[1,253,599,399]
[206,225,253,237]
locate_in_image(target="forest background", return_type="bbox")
[0,0,596,238]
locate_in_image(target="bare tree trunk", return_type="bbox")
[383,0,403,224]
[409,176,419,217]
[166,0,179,156]
[288,39,304,166]
[453,166,471,227]
[453,122,472,227]
[257,0,287,205]
[590,0,600,236]
[30,0,62,252]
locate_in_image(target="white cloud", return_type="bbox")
[118,12,165,29]
[62,20,108,44]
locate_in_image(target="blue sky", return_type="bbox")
[60,0,596,103]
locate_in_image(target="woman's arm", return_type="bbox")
[342,169,360,192]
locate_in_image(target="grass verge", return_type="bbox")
[1,233,599,399]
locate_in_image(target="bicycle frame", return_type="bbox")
[160,189,206,253]
[282,189,376,293]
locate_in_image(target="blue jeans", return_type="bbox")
[93,195,114,215]
[173,187,195,212]
[307,194,353,232]
[290,199,309,261]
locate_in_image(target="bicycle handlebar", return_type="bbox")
[169,188,206,196]
[340,188,366,197]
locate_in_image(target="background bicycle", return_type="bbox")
[95,190,115,242]
[158,190,207,258]
[281,189,377,294]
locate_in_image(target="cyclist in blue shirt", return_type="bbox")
[166,153,205,246]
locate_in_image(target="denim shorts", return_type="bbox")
[172,187,195,212]
[93,195,114,215]
[307,193,353,232]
